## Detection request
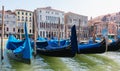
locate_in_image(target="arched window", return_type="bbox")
[29,29,31,33]
[40,31,42,36]
[43,31,45,37]
[7,27,9,31]
[22,16,24,21]
[21,29,24,33]
[18,16,20,21]
[18,12,20,14]
[18,29,20,33]
[26,17,27,21]
[13,28,15,32]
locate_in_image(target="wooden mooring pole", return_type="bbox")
[58,18,60,46]
[33,10,37,57]
[1,6,4,62]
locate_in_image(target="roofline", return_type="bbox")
[15,9,33,13]
[65,12,88,17]
[36,7,64,13]
[0,10,16,15]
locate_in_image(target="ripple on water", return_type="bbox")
[32,56,52,70]
[86,54,120,71]
[0,47,13,71]
[103,52,120,63]
[60,58,89,71]
[84,55,105,65]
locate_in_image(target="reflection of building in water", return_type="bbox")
[0,10,17,38]
[35,7,64,38]
[64,12,88,40]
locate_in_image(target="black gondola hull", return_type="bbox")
[37,46,75,57]
[7,50,31,64]
[77,39,106,54]
[108,39,120,51]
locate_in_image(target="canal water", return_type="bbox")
[1,39,120,71]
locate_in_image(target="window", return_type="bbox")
[46,23,48,28]
[40,10,41,13]
[7,27,9,31]
[46,31,48,37]
[13,28,15,32]
[22,16,24,21]
[42,23,44,28]
[18,29,20,33]
[21,29,24,33]
[43,31,45,37]
[30,23,32,27]
[26,17,27,21]
[6,15,9,18]
[22,12,24,15]
[51,12,53,14]
[29,17,31,22]
[46,16,47,20]
[26,13,27,15]
[13,21,16,24]
[43,23,45,28]
[55,12,59,15]
[29,13,31,16]
[69,19,72,23]
[13,15,15,18]
[18,12,20,14]
[48,11,49,14]
[18,16,20,21]
[29,29,31,33]
[0,14,1,18]
[39,15,42,20]
[39,23,41,28]
[40,31,42,36]
[7,34,8,37]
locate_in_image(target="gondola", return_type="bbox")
[35,37,48,49]
[36,25,78,57]
[77,38,106,54]
[36,36,68,49]
[6,22,32,64]
[107,38,120,51]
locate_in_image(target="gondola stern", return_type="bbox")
[70,25,78,55]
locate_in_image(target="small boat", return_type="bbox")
[6,22,32,64]
[36,25,78,57]
[35,37,48,49]
[107,39,120,51]
[77,38,106,54]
